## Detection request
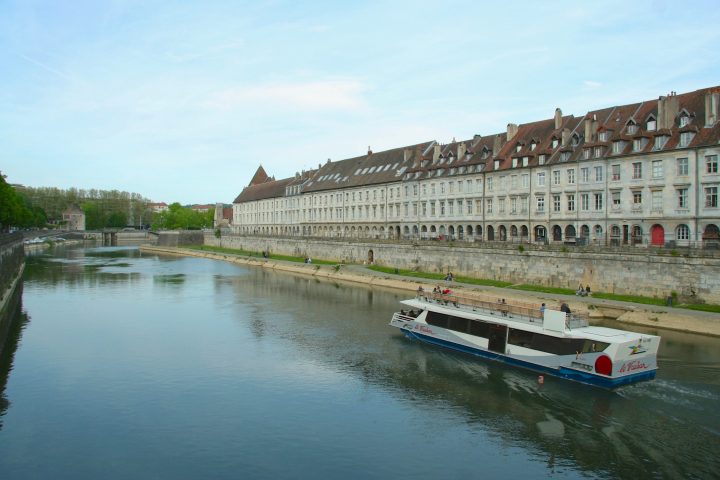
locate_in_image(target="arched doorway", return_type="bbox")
[458,225,464,240]
[448,225,455,239]
[565,225,576,238]
[552,225,562,242]
[510,225,518,238]
[520,225,529,239]
[703,224,719,248]
[368,249,374,263]
[487,225,495,241]
[650,224,665,246]
[499,225,507,241]
[631,225,643,245]
[534,225,546,242]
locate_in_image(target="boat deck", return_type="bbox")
[405,292,589,330]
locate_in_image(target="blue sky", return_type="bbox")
[1,0,719,204]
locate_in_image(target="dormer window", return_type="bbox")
[612,141,625,154]
[522,156,529,167]
[599,131,610,142]
[594,146,603,158]
[653,135,669,150]
[679,114,690,127]
[551,138,559,149]
[516,143,522,152]
[481,148,490,159]
[633,138,647,152]
[679,131,695,147]
[571,134,579,146]
[530,141,537,151]
[560,151,571,162]
[647,116,657,131]
[626,122,638,135]
[538,155,546,165]
[494,160,500,170]
[583,148,591,160]
[512,158,518,168]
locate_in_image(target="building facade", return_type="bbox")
[232,87,720,248]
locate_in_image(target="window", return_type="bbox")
[633,138,646,152]
[627,123,638,135]
[552,138,559,149]
[487,178,493,191]
[560,151,571,162]
[430,201,436,216]
[612,191,621,207]
[522,156,529,167]
[677,158,688,176]
[486,199,493,213]
[679,114,690,127]
[537,172,546,187]
[678,188,688,208]
[567,169,575,184]
[467,201,472,214]
[553,195,560,212]
[594,193,603,210]
[599,131,610,142]
[654,135,669,150]
[581,193,589,211]
[647,118,657,131]
[583,148,591,160]
[652,160,664,179]
[706,186,718,208]
[581,167,589,183]
[633,162,643,179]
[652,190,663,210]
[595,166,603,182]
[594,146,603,158]
[494,160,500,170]
[498,198,505,213]
[458,181,464,193]
[539,155,546,165]
[707,155,719,174]
[677,224,690,241]
[567,194,575,212]
[613,141,624,154]
[553,170,560,185]
[537,196,545,212]
[422,202,427,216]
[679,132,694,147]
[611,164,621,181]
[448,182,454,193]
[448,200,454,215]
[440,183,446,194]
[511,175,518,189]
[521,174,529,188]
[512,158,518,168]
[633,191,642,205]
[511,197,517,214]
[440,201,445,215]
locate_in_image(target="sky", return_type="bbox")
[1,0,719,204]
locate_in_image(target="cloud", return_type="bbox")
[201,79,368,111]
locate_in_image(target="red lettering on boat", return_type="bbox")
[619,360,648,373]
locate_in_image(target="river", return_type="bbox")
[0,245,718,479]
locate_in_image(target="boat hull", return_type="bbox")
[402,329,656,389]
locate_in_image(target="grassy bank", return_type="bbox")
[367,265,512,288]
[186,245,337,265]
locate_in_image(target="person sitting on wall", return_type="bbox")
[576,284,584,296]
[585,285,591,296]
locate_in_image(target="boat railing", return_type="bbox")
[414,291,589,329]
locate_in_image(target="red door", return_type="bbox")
[650,224,665,246]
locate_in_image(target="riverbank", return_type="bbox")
[139,245,720,337]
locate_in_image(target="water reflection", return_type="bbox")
[222,266,720,479]
[4,246,720,479]
[0,283,28,431]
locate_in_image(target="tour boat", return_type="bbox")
[389,292,660,389]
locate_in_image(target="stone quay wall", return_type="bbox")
[206,233,720,304]
[0,233,25,351]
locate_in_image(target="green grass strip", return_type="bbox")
[590,292,667,306]
[674,303,720,313]
[367,266,512,287]
[508,284,576,295]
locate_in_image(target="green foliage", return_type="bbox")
[367,265,512,287]
[187,245,336,264]
[518,245,524,253]
[509,284,576,295]
[215,228,222,238]
[151,203,213,230]
[0,173,45,230]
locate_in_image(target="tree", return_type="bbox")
[0,173,32,231]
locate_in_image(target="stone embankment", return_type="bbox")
[140,245,720,337]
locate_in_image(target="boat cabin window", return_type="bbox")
[508,329,609,355]
[426,311,490,338]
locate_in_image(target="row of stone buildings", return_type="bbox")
[228,86,720,248]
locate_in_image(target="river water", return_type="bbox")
[0,246,718,479]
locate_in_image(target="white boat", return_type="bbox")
[389,291,660,389]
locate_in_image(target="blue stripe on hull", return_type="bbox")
[402,329,656,389]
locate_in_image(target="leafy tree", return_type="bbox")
[0,173,32,231]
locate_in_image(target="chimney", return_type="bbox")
[433,144,441,162]
[561,128,571,146]
[584,117,593,142]
[457,143,466,158]
[658,95,680,130]
[554,108,562,130]
[706,91,720,126]
[507,123,518,141]
[326,158,331,164]
[492,134,503,156]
